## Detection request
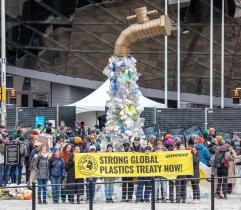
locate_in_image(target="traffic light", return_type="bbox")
[233,89,240,104]
[0,86,6,102]
[10,88,16,99]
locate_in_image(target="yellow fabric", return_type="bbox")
[74,136,82,144]
[75,150,193,179]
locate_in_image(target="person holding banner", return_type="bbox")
[130,137,144,152]
[155,145,168,203]
[104,144,115,203]
[165,138,175,203]
[175,144,187,203]
[121,142,134,202]
[65,146,84,204]
[136,146,152,203]
[86,145,97,201]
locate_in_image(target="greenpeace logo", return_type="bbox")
[165,153,188,158]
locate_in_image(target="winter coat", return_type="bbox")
[49,158,66,178]
[194,144,211,165]
[33,154,49,179]
[210,154,217,176]
[24,141,32,166]
[65,154,84,195]
[227,148,237,184]
[130,144,144,152]
[192,154,200,180]
[0,143,4,164]
[18,141,28,166]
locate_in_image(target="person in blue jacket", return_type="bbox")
[49,148,66,204]
[194,137,211,165]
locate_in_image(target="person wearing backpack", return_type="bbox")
[215,145,230,199]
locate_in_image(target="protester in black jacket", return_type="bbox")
[122,142,134,202]
[130,137,143,152]
[191,147,201,203]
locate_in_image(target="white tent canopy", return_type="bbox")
[67,80,165,114]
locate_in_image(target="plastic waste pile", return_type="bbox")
[102,56,145,151]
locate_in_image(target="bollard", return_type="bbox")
[32,182,36,210]
[151,178,155,210]
[89,180,93,210]
[211,174,215,210]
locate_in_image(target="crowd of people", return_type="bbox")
[0,121,240,205]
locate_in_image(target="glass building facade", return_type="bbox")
[3,0,241,106]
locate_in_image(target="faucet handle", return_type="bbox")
[127,8,158,24]
[147,10,158,17]
[127,14,137,21]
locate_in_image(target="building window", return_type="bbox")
[21,94,29,107]
[33,94,48,107]
[22,77,31,91]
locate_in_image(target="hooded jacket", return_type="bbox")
[194,143,211,165]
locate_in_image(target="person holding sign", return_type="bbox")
[104,144,115,203]
[136,146,152,203]
[65,146,84,204]
[155,145,168,203]
[121,142,134,202]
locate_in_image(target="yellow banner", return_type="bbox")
[74,150,193,179]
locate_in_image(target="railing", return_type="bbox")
[1,175,241,210]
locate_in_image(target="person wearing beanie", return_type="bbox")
[194,138,211,165]
[49,148,66,204]
[216,136,224,146]
[130,137,144,152]
[165,138,175,202]
[202,130,209,141]
[164,134,173,140]
[165,138,175,151]
[197,137,205,144]
[104,144,115,203]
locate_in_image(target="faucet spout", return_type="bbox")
[114,7,171,56]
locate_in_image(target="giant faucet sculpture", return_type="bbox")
[102,7,171,150]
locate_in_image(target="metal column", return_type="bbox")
[164,0,168,108]
[1,0,6,126]
[221,0,225,108]
[210,0,214,109]
[177,0,181,108]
